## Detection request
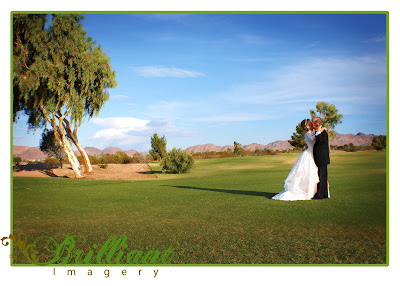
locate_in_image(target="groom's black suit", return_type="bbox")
[313,130,330,199]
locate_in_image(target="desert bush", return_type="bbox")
[13,157,22,165]
[88,155,101,165]
[99,163,108,169]
[348,143,357,152]
[44,157,59,164]
[131,153,154,163]
[372,135,386,150]
[114,151,132,164]
[161,148,194,174]
[100,153,115,164]
[26,160,43,164]
[253,149,278,156]
[191,151,235,159]
[190,149,281,159]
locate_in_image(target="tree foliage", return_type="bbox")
[149,133,167,161]
[310,102,343,140]
[371,135,386,150]
[233,141,243,157]
[39,129,64,167]
[13,14,117,178]
[289,122,307,149]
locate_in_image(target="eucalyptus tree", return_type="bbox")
[13,14,117,178]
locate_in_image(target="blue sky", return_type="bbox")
[12,13,387,152]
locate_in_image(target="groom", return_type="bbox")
[312,117,330,199]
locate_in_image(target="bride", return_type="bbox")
[272,119,321,201]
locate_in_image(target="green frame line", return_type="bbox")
[9,10,389,267]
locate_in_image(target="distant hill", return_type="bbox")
[13,146,32,156]
[185,141,293,153]
[185,144,224,153]
[125,149,139,156]
[83,147,139,156]
[12,132,380,160]
[184,132,379,153]
[84,147,103,156]
[14,146,141,161]
[14,147,47,161]
[330,132,376,146]
[102,147,124,154]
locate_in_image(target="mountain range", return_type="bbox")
[13,132,379,161]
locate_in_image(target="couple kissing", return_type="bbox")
[272,117,330,201]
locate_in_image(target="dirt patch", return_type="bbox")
[13,163,157,180]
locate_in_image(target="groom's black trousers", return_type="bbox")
[314,165,329,199]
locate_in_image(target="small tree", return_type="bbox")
[39,129,64,168]
[348,143,357,152]
[310,102,343,142]
[149,133,167,161]
[371,135,386,150]
[13,157,22,165]
[289,122,307,149]
[161,148,194,174]
[233,141,243,157]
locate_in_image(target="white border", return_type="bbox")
[2,1,398,285]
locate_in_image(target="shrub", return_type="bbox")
[13,157,22,165]
[114,151,132,164]
[371,135,386,150]
[99,163,108,169]
[44,157,59,164]
[161,148,194,174]
[348,143,357,152]
[100,153,115,164]
[88,155,101,165]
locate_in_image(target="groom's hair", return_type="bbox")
[313,117,323,126]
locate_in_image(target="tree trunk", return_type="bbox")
[61,134,82,178]
[75,141,93,173]
[63,120,93,173]
[42,107,82,178]
[56,118,82,179]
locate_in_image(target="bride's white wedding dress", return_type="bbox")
[272,132,319,201]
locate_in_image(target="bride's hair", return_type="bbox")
[301,119,311,131]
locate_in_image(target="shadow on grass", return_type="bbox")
[163,185,277,199]
[139,170,163,175]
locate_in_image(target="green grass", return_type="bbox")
[12,151,387,265]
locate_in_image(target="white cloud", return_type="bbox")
[92,117,150,131]
[91,117,197,147]
[131,66,205,78]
